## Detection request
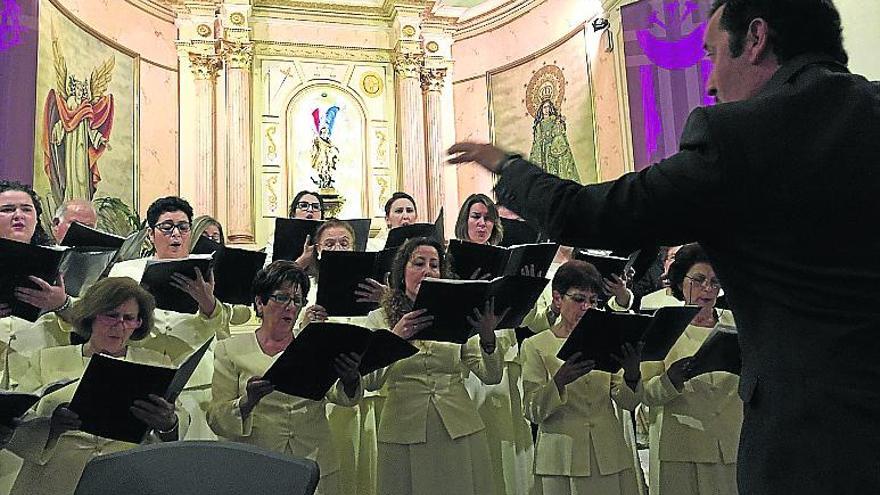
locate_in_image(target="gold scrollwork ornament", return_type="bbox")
[362,73,383,97]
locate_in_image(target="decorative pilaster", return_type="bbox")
[394,50,428,216]
[187,51,222,216]
[222,40,255,243]
[421,66,447,221]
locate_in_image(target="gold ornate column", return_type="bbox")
[219,3,255,243]
[187,52,222,216]
[421,66,447,221]
[394,51,428,216]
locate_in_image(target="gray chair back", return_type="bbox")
[74,441,319,495]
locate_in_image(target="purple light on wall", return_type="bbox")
[623,0,715,170]
[636,23,706,70]
[0,0,24,52]
[640,65,661,159]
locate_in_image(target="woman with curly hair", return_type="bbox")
[362,237,506,495]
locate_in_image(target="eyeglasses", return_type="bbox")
[202,232,223,243]
[564,293,598,307]
[267,293,305,307]
[685,275,722,290]
[320,237,351,250]
[96,312,142,329]
[295,201,323,212]
[154,221,192,235]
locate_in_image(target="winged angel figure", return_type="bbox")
[43,36,115,203]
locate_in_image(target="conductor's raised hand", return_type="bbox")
[355,277,387,303]
[553,352,595,393]
[170,267,217,316]
[447,143,508,173]
[15,274,68,312]
[391,308,433,340]
[240,376,275,417]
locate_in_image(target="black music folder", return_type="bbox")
[316,250,396,317]
[412,276,549,344]
[59,248,119,298]
[0,378,78,427]
[448,239,558,279]
[263,323,417,400]
[556,310,651,373]
[687,326,741,377]
[60,222,125,250]
[68,338,213,443]
[213,247,267,305]
[640,305,702,361]
[272,218,323,262]
[139,255,213,314]
[0,238,67,321]
[345,218,372,252]
[384,209,445,251]
[572,249,637,280]
[498,218,542,247]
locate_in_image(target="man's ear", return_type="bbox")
[746,17,772,64]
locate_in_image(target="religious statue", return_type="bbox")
[43,36,115,205]
[529,99,579,182]
[310,106,340,190]
[525,64,580,182]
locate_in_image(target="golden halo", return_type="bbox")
[525,64,566,119]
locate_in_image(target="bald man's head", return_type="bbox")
[52,199,98,243]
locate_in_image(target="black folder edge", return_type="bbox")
[0,378,79,426]
[68,338,213,442]
[61,222,125,249]
[555,310,652,373]
[687,326,741,378]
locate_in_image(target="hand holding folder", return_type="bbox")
[556,306,700,373]
[263,323,417,400]
[0,378,78,427]
[68,338,213,443]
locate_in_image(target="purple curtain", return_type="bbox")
[0,0,38,184]
[622,0,714,171]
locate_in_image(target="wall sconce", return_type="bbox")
[591,17,614,52]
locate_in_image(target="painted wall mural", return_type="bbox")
[33,0,137,219]
[489,27,597,184]
[623,0,714,171]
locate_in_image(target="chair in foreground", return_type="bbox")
[74,441,320,495]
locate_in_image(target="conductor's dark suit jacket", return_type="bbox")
[495,54,880,493]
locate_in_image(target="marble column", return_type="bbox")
[223,42,255,243]
[394,52,428,216]
[187,52,222,217]
[421,67,447,221]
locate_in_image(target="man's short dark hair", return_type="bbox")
[711,0,847,65]
[146,196,194,227]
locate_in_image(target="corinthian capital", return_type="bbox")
[188,52,223,80]
[420,67,447,92]
[222,41,254,70]
[394,52,424,79]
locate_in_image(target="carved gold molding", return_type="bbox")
[393,51,423,78]
[255,42,393,63]
[362,73,385,97]
[222,41,255,69]
[188,52,224,79]
[420,67,446,92]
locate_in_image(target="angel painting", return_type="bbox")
[43,36,115,203]
[310,106,340,190]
